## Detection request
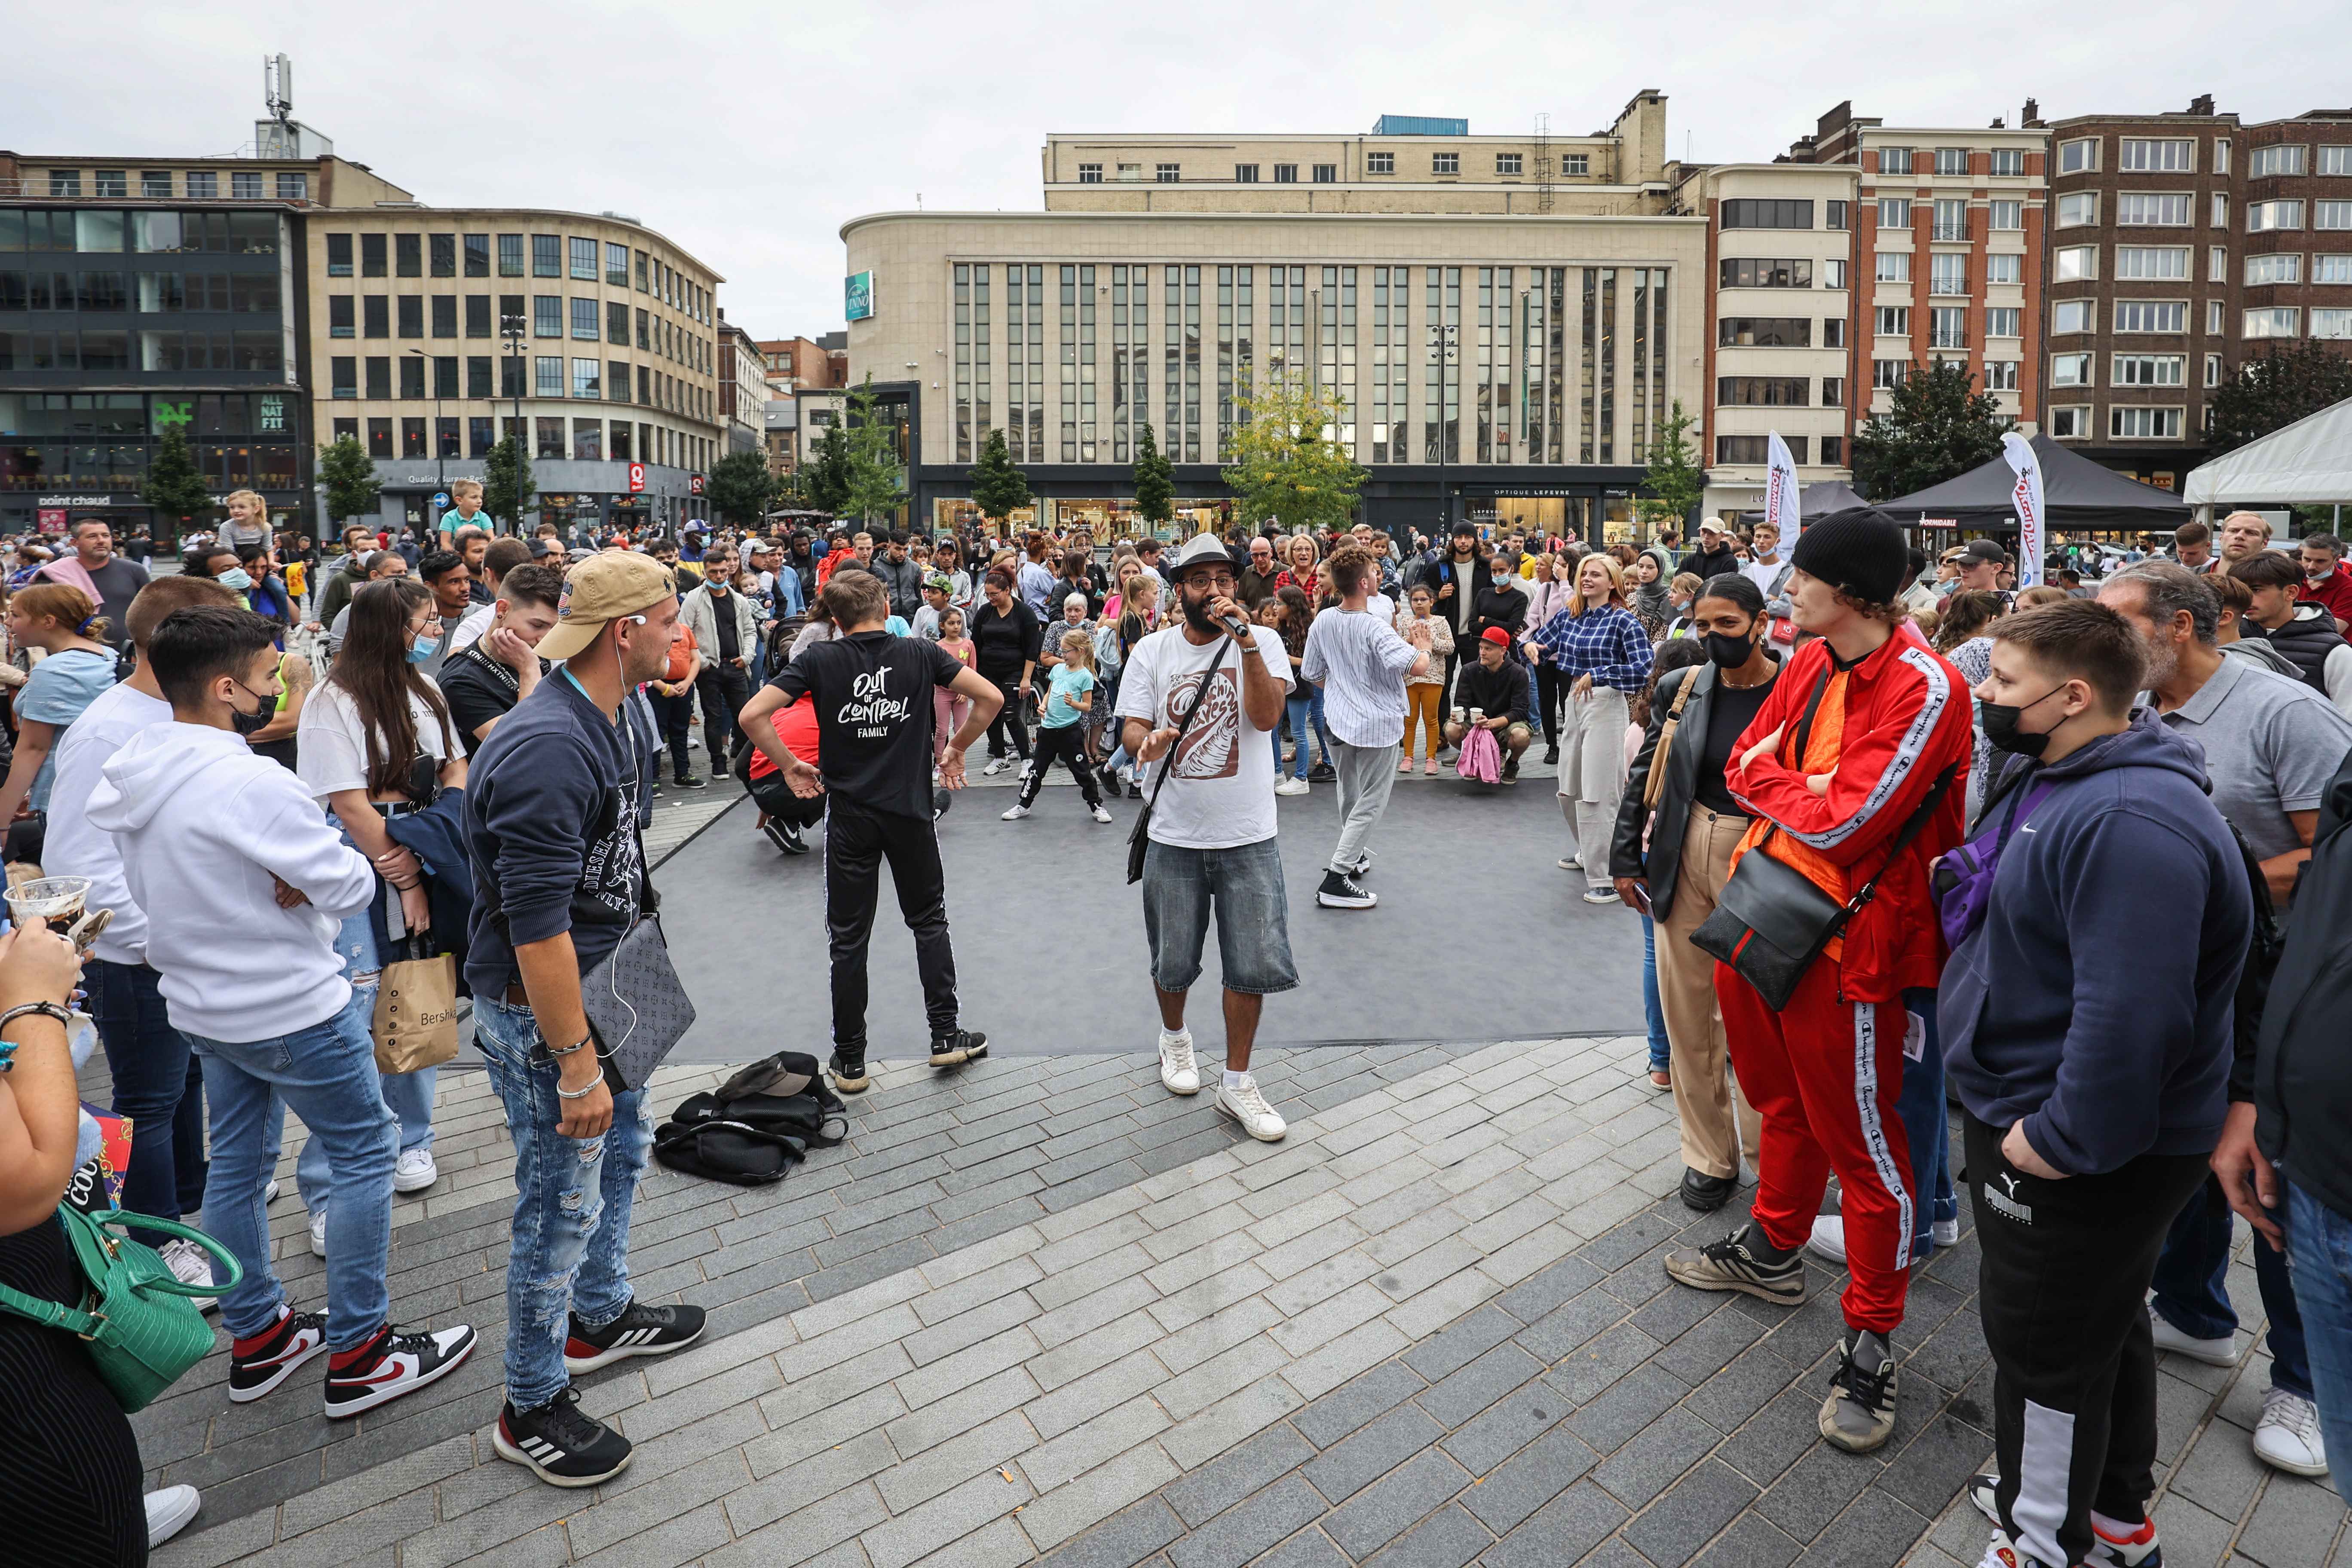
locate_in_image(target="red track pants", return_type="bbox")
[1715,958,1916,1335]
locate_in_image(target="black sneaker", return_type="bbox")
[829,1051,871,1094]
[321,1321,478,1419]
[1501,756,1520,782]
[493,1385,633,1488]
[1127,779,1144,799]
[563,1298,707,1374]
[228,1307,329,1403]
[1818,1330,1898,1452]
[1307,761,1337,783]
[1660,1223,1807,1305]
[762,817,808,854]
[672,773,708,790]
[1679,1169,1739,1213]
[930,1030,989,1068]
[1316,869,1377,910]
[1544,744,1560,764]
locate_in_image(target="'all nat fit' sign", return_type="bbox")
[845,271,875,322]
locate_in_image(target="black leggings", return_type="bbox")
[1534,664,1567,746]
[983,674,1029,759]
[1019,722,1102,808]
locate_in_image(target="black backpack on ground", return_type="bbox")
[652,1051,848,1186]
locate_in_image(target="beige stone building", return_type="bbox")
[300,207,724,537]
[842,100,1710,543]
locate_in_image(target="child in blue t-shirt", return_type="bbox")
[1001,631,1111,824]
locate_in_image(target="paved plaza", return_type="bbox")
[97,787,2347,1568]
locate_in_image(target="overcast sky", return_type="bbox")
[11,4,2346,339]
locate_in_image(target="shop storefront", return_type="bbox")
[930,495,1233,544]
[0,389,306,541]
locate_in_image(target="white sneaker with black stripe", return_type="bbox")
[562,1299,707,1374]
[493,1385,633,1487]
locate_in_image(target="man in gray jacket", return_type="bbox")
[680,542,760,770]
[870,531,927,622]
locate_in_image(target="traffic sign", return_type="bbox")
[432,491,450,509]
[628,462,646,493]
[689,474,705,496]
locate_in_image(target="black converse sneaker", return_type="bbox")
[828,1051,870,1093]
[1661,1223,1808,1305]
[564,1299,708,1374]
[1316,869,1377,909]
[321,1321,479,1419]
[493,1384,634,1487]
[929,1030,988,1068]
[1818,1330,1899,1452]
[228,1307,329,1403]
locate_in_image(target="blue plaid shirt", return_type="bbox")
[1527,604,1654,692]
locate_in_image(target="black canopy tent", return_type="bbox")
[1871,434,2190,539]
[1736,478,1871,530]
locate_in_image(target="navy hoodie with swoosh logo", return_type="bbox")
[1943,711,2253,1176]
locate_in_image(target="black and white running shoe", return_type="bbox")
[563,1299,707,1374]
[321,1321,479,1419]
[493,1385,634,1487]
[929,1030,988,1068]
[1660,1223,1808,1306]
[228,1307,328,1403]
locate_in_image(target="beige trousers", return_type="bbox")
[1655,806,1765,1179]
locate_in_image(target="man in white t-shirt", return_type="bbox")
[1115,534,1296,1141]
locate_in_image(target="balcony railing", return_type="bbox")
[1930,223,1971,241]
[1929,330,1970,349]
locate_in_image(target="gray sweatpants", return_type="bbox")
[1329,739,1402,875]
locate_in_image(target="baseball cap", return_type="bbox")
[1954,538,2011,567]
[925,572,956,593]
[1480,626,1513,647]
[1698,518,1730,535]
[537,550,677,662]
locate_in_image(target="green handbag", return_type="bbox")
[0,1205,243,1413]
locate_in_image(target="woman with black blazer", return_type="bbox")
[1610,573,1778,1215]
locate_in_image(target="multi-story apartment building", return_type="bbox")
[764,398,796,477]
[1788,101,2048,440]
[1674,161,1861,518]
[0,129,411,539]
[759,333,845,396]
[717,312,766,456]
[303,206,724,539]
[2042,97,2352,491]
[844,97,1708,542]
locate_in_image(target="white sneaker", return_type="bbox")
[1215,1074,1287,1142]
[393,1146,438,1194]
[1931,1218,1959,1247]
[264,1178,282,1204]
[1000,803,1030,820]
[2252,1387,2329,1476]
[159,1237,217,1314]
[1274,777,1309,797]
[1158,1029,1200,1096]
[1089,803,1114,823]
[2148,1305,2240,1366]
[983,756,1009,776]
[1808,1214,1848,1265]
[309,1207,329,1259]
[1559,855,1581,871]
[1581,886,1618,905]
[145,1485,201,1548]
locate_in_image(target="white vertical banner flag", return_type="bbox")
[2001,432,2046,586]
[1764,431,1803,541]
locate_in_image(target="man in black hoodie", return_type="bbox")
[1944,601,2252,1568]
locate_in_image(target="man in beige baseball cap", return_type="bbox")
[534,549,679,665]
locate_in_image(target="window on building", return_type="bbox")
[2246,253,2304,285]
[1564,154,1589,175]
[1988,200,2022,231]
[180,170,215,199]
[1874,251,1911,283]
[1929,306,1967,348]
[2210,300,2226,334]
[1991,148,2025,176]
[2120,138,2196,172]
[1929,254,1969,295]
[1880,147,1914,174]
[1432,153,1459,175]
[1825,199,1848,231]
[1233,164,1259,183]
[1155,163,1180,182]
[466,356,492,397]
[567,236,595,280]
[432,356,458,398]
[532,234,560,277]
[1986,307,2021,337]
[572,358,600,398]
[1877,197,1912,229]
[1986,253,2023,284]
[1495,153,1522,175]
[609,359,630,400]
[2059,138,2100,174]
[398,356,426,399]
[1819,435,1844,466]
[1933,147,1969,176]
[2054,300,2094,334]
[467,415,494,457]
[2314,309,2352,338]
[1872,359,1909,389]
[1312,163,1337,182]
[2111,406,2184,438]
[2114,245,2191,279]
[364,357,391,398]
[1874,306,1911,337]
[43,169,80,197]
[2248,201,2305,233]
[635,308,649,349]
[1076,162,1102,183]
[2251,144,2309,178]
[2047,406,2089,437]
[2244,306,2302,337]
[1272,164,1298,183]
[2318,254,2352,282]
[532,296,560,338]
[463,234,490,277]
[1715,377,1810,406]
[536,416,564,458]
[361,233,387,277]
[1724,199,1816,229]
[2117,193,2192,227]
[1823,259,1848,289]
[465,295,491,338]
[1719,257,1814,288]
[2206,352,2225,386]
[1366,152,1394,175]
[498,234,524,276]
[2115,300,2187,332]
[231,171,263,199]
[1824,318,1846,347]
[571,298,599,340]
[2320,146,2352,175]
[2057,192,2099,227]
[2318,202,2352,230]
[2213,193,2230,228]
[2113,354,2186,385]
[2055,245,2098,282]
[572,418,601,461]
[395,233,421,277]
[326,233,353,277]
[330,355,356,397]
[1716,317,1812,346]
[429,233,456,277]
[138,170,172,199]
[534,355,564,396]
[1715,435,1788,463]
[365,416,392,456]
[396,296,423,339]
[431,296,456,338]
[2052,352,2094,386]
[606,300,628,343]
[1822,377,1846,405]
[357,294,386,338]
[1984,360,2020,390]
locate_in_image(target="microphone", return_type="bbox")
[1219,614,1254,642]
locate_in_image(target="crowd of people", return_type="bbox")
[4,493,2352,1566]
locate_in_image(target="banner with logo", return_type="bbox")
[2001,432,2045,587]
[1764,432,1802,542]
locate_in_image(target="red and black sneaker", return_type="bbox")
[563,1298,707,1374]
[321,1320,478,1419]
[228,1306,329,1403]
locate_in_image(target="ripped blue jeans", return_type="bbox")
[472,995,652,1410]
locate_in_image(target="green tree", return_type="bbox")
[799,424,850,516]
[1132,422,1173,529]
[1219,375,1365,536]
[1635,398,1704,536]
[706,449,778,527]
[968,428,1031,524]
[2209,339,2352,455]
[836,375,909,526]
[481,432,533,533]
[315,434,383,529]
[1850,361,2008,501]
[141,426,215,533]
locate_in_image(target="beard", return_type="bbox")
[2138,630,2179,692]
[1179,591,1222,636]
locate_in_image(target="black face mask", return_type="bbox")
[1978,685,2067,758]
[1702,631,1757,671]
[228,679,278,739]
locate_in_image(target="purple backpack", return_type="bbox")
[1934,777,2056,949]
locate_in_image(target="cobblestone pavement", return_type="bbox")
[109,1030,2346,1568]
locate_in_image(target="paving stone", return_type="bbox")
[1305,1401,1450,1506]
[1565,1362,1694,1456]
[1477,1479,1629,1568]
[1754,1441,1881,1542]
[1717,1386,1831,1489]
[1874,1413,1991,1524]
[2236,1473,2349,1568]
[1020,1439,1181,1554]
[1035,1497,1184,1568]
[1162,1423,1318,1528]
[1161,1376,1307,1472]
[1684,1512,1802,1568]
[1166,1475,1329,1568]
[1417,1342,1548,1430]
[1458,1423,1602,1537]
[1363,1501,1494,1568]
[1403,1305,1523,1384]
[1621,1458,1760,1568]
[1794,1488,1929,1568]
[1296,1361,1432,1450]
[1323,1448,1476,1561]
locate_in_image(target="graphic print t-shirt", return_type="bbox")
[1114,624,1293,850]
[766,629,965,818]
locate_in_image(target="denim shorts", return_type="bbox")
[1141,836,1298,996]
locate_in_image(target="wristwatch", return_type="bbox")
[0,1000,74,1071]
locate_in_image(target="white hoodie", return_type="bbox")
[87,722,374,1044]
[42,680,172,966]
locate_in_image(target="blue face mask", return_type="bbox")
[406,635,441,665]
[218,567,253,591]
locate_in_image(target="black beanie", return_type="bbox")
[1789,506,1909,606]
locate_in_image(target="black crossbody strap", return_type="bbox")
[1142,638,1236,813]
[1839,767,1958,915]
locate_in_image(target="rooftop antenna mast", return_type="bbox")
[1532,112,1554,214]
[264,53,294,129]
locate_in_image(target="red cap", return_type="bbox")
[1480,626,1512,647]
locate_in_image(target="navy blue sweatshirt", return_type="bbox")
[462,673,655,997]
[1943,713,2252,1175]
